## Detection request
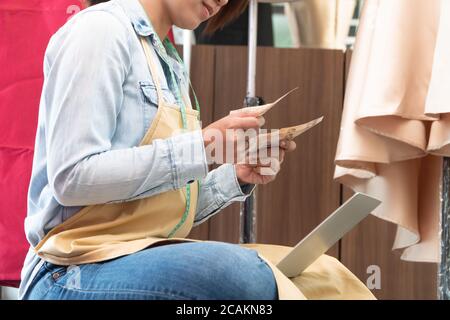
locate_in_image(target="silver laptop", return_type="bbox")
[276,192,381,278]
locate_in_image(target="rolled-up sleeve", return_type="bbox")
[193,164,255,227]
[44,11,208,207]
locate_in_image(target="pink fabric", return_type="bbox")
[0,0,82,287]
[335,0,450,263]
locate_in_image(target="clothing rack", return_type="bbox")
[439,158,450,299]
[239,0,259,244]
[239,0,303,244]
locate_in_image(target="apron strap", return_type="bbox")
[139,36,194,125]
[138,36,198,238]
[163,38,201,115]
[140,37,165,106]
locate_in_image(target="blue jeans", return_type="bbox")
[24,241,278,300]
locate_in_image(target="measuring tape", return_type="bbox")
[152,36,201,238]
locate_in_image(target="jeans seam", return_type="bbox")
[25,273,55,300]
[55,264,103,290]
[51,283,197,299]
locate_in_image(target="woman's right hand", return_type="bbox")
[202,110,265,164]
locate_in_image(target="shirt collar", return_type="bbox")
[115,0,157,38]
[115,0,187,99]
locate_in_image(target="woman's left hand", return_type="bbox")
[235,140,296,185]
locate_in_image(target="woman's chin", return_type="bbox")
[176,18,204,31]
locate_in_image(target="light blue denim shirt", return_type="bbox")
[19,0,254,299]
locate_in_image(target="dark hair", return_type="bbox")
[87,0,248,34]
[88,0,109,4]
[204,0,249,34]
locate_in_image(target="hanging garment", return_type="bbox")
[335,0,450,263]
[34,34,374,300]
[285,0,356,49]
[0,0,82,287]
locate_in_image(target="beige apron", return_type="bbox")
[34,36,374,300]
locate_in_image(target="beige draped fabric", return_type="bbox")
[285,0,356,49]
[335,0,450,263]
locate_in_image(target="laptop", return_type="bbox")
[276,192,381,278]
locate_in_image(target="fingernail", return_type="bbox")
[258,116,265,127]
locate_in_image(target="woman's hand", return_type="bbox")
[236,140,296,185]
[202,110,265,164]
[202,109,298,185]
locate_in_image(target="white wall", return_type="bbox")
[0,287,19,300]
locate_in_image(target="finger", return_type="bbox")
[260,148,284,162]
[257,116,265,127]
[245,145,283,166]
[279,149,285,163]
[231,116,261,130]
[255,158,281,176]
[255,172,276,185]
[256,156,281,168]
[229,108,263,118]
[279,139,295,150]
[285,140,296,152]
[241,153,280,167]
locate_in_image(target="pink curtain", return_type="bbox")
[0,0,83,287]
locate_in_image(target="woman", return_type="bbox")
[19,0,296,300]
